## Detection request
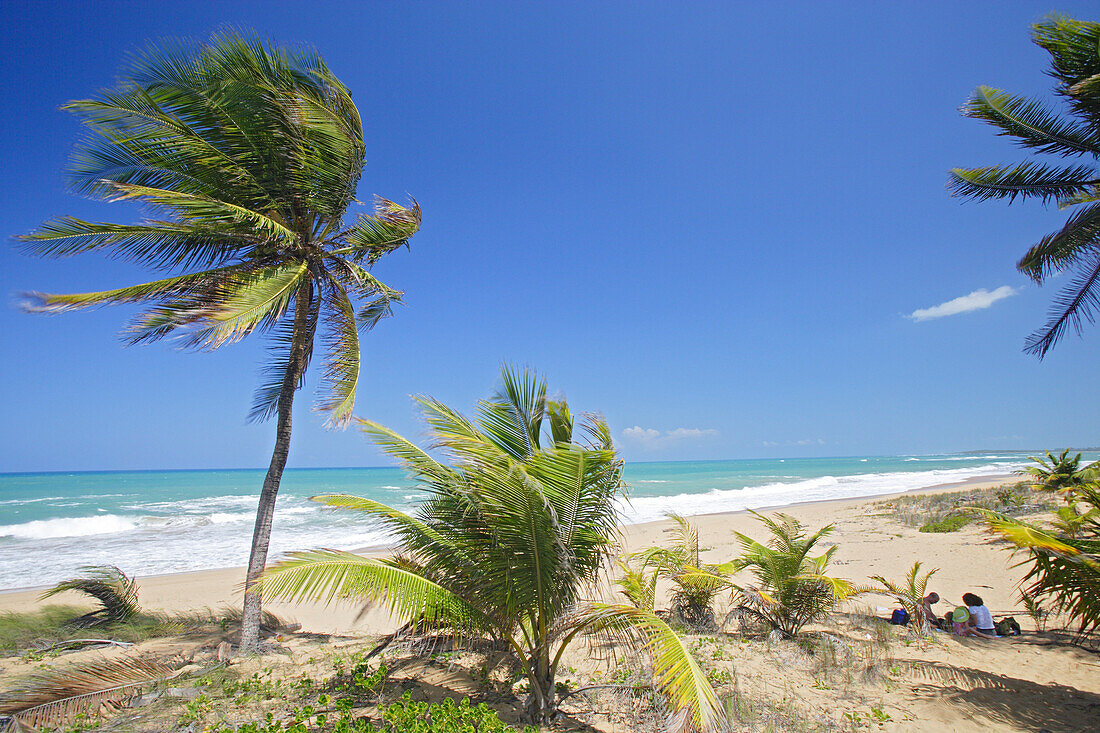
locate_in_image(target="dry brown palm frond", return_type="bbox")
[0,655,179,731]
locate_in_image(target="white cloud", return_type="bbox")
[621,426,717,450]
[907,286,1017,322]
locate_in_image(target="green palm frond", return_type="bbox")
[252,549,490,633]
[0,655,178,730]
[960,85,1100,157]
[581,603,726,733]
[1023,253,1100,358]
[476,365,548,459]
[185,262,308,348]
[105,182,298,242]
[39,566,140,626]
[1017,204,1100,283]
[341,197,422,264]
[947,162,1098,203]
[21,265,245,316]
[16,217,257,269]
[952,15,1100,356]
[315,282,359,427]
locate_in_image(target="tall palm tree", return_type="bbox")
[253,367,724,730]
[949,15,1100,357]
[17,33,420,653]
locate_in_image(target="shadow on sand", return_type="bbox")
[907,658,1100,732]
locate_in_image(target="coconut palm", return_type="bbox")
[949,15,1100,357]
[706,512,857,637]
[1020,449,1097,493]
[624,514,729,628]
[253,367,724,729]
[17,33,420,652]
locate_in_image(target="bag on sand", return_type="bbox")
[995,617,1021,636]
[890,608,910,626]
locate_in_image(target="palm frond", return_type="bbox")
[188,262,309,348]
[340,197,422,264]
[1023,251,1100,358]
[960,85,1100,157]
[39,566,140,625]
[580,603,726,733]
[948,162,1098,203]
[253,549,490,634]
[15,217,256,269]
[1017,203,1100,283]
[21,265,244,316]
[105,182,298,243]
[0,656,178,730]
[315,282,359,427]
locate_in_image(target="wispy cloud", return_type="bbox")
[762,438,825,447]
[907,286,1017,322]
[621,426,717,450]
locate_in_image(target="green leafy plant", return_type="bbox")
[1021,450,1097,493]
[621,514,730,628]
[973,482,1100,636]
[711,512,858,637]
[867,562,938,637]
[918,514,971,533]
[1021,592,1049,632]
[17,32,421,652]
[254,367,724,729]
[950,15,1100,357]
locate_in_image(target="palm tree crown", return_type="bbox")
[19,33,419,424]
[949,15,1100,357]
[254,367,724,730]
[17,33,421,651]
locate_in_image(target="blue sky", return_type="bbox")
[2,1,1097,472]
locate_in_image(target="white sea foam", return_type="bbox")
[0,515,139,539]
[617,463,1024,525]
[209,512,252,524]
[0,458,1034,589]
[0,496,65,506]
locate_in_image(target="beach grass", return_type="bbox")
[871,482,1053,531]
[0,605,291,658]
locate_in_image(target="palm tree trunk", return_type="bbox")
[525,648,557,723]
[239,280,313,654]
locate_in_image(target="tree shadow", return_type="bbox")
[905,661,1100,732]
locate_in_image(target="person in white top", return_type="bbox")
[963,592,996,635]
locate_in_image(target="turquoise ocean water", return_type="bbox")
[0,452,1072,589]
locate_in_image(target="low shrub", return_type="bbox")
[918,514,971,533]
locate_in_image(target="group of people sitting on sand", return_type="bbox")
[898,592,1021,638]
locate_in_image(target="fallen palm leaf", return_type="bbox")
[0,655,179,731]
